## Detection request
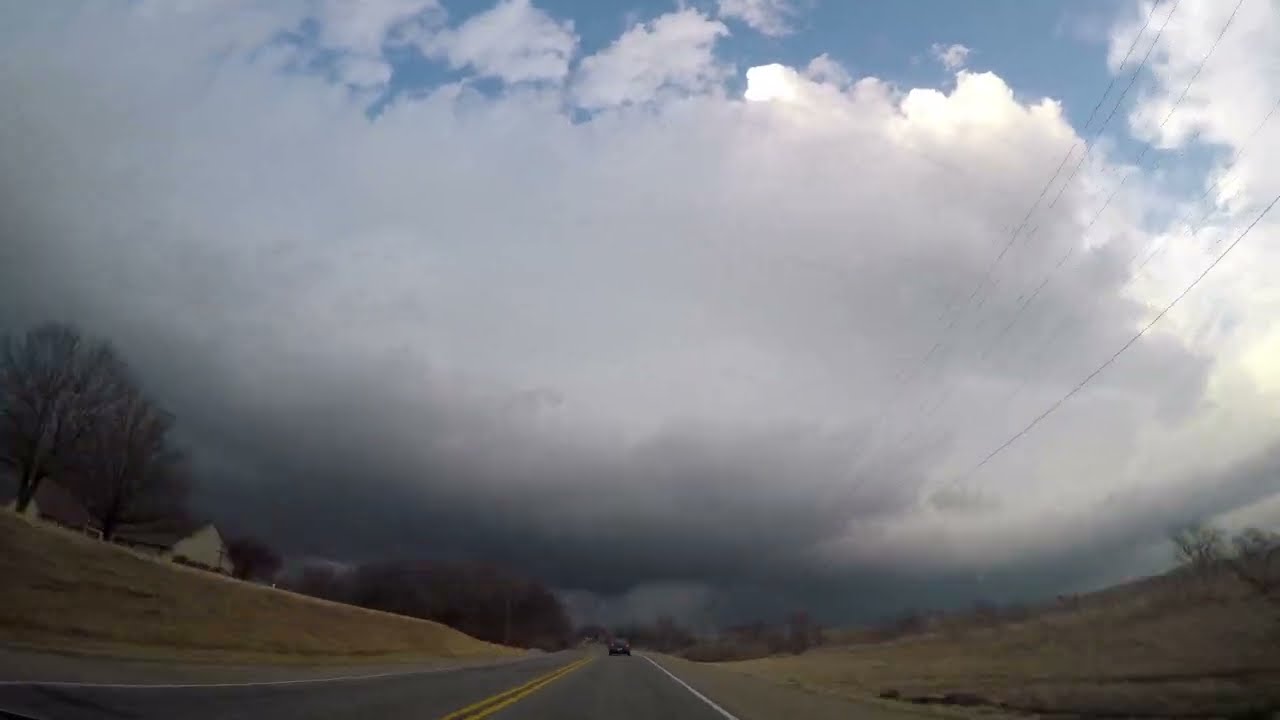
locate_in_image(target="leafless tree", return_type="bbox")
[1171,524,1227,595]
[1227,528,1280,605]
[227,536,282,581]
[68,386,188,541]
[1172,524,1227,568]
[787,609,823,653]
[0,323,129,512]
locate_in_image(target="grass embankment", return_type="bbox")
[0,511,515,664]
[711,577,1280,718]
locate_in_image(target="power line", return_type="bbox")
[1080,2,1163,133]
[1044,0,1182,213]
[962,0,1242,378]
[955,187,1280,485]
[859,1,1182,448]
[873,0,1247,471]
[1074,0,1244,228]
[1133,91,1280,275]
[840,0,1231,499]
[932,83,1278,472]
[977,245,1074,364]
[980,0,1164,289]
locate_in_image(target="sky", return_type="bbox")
[2,0,1280,627]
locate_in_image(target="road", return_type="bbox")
[0,650,739,720]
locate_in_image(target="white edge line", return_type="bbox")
[0,654,549,690]
[640,654,739,720]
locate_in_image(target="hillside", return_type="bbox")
[715,571,1280,718]
[0,511,514,663]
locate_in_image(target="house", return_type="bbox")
[1,475,101,538]
[116,522,233,574]
[32,481,102,538]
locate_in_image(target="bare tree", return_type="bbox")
[1172,524,1226,566]
[1227,528,1280,604]
[68,386,188,541]
[786,609,823,654]
[1170,524,1226,591]
[227,536,282,581]
[0,323,129,512]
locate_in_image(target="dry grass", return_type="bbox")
[0,511,516,664]
[717,577,1280,718]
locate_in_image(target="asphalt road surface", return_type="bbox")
[0,650,739,720]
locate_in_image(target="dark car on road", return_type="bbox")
[607,637,631,656]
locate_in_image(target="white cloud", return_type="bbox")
[744,63,799,103]
[804,53,852,88]
[717,0,796,37]
[1,1,1278,601]
[424,0,577,84]
[311,0,443,88]
[572,9,728,109]
[931,42,972,70]
[1100,0,1280,542]
[313,0,441,56]
[1112,0,1280,404]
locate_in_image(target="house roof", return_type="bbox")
[2,473,94,525]
[116,520,213,549]
[32,481,97,529]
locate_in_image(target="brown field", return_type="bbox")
[712,574,1280,718]
[0,511,515,664]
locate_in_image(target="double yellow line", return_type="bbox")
[439,656,592,720]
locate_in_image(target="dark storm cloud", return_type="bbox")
[2,1,1276,623]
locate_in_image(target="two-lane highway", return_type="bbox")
[479,654,731,719]
[0,650,737,720]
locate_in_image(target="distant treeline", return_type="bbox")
[576,610,825,661]
[579,615,698,653]
[284,560,574,651]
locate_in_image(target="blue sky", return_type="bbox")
[375,0,1125,125]
[289,0,1197,195]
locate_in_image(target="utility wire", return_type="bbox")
[964,0,1242,379]
[1133,92,1280,275]
[947,80,1278,466]
[850,0,1179,461]
[955,187,1280,485]
[841,0,1198,494]
[1045,1,1182,213]
[874,0,1246,470]
[1071,0,1244,233]
[974,0,1178,314]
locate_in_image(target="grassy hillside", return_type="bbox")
[0,511,515,663]
[715,573,1280,718]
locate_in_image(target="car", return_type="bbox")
[607,637,631,656]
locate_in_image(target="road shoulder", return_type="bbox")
[0,644,537,685]
[648,654,1022,720]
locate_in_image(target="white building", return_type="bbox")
[117,523,234,574]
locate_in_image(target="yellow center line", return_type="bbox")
[438,656,591,720]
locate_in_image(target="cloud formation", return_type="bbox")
[716,0,797,37]
[573,9,729,109]
[931,42,972,70]
[311,0,444,87]
[424,0,577,84]
[2,0,1279,623]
